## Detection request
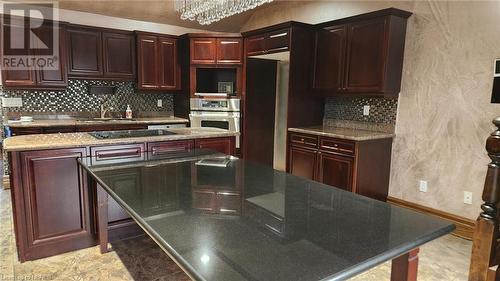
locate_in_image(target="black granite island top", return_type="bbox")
[79,151,454,281]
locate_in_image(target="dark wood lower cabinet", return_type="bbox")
[316,152,354,192]
[8,136,235,261]
[11,148,96,262]
[288,146,316,180]
[288,132,392,201]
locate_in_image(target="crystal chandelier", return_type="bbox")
[174,0,273,25]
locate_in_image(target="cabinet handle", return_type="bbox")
[96,148,141,159]
[220,41,239,44]
[269,32,288,38]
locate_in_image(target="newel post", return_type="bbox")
[469,117,500,281]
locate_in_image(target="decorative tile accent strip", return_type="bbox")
[324,96,398,124]
[1,79,174,114]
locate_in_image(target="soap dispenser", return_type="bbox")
[125,105,133,119]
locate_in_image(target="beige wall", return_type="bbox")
[242,0,500,220]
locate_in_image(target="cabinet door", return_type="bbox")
[158,37,179,90]
[216,38,242,64]
[1,22,36,87]
[317,152,354,191]
[266,29,289,53]
[313,25,346,92]
[137,34,159,89]
[19,148,95,260]
[102,32,136,79]
[35,23,68,88]
[288,146,316,180]
[102,169,141,224]
[190,38,216,64]
[195,137,234,155]
[245,35,266,56]
[344,17,387,92]
[67,27,103,77]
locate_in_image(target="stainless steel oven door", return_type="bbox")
[189,111,241,148]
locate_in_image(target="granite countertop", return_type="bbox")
[288,125,395,141]
[5,116,189,128]
[3,127,238,152]
[80,153,454,281]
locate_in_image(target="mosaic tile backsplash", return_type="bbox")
[324,96,398,124]
[1,79,174,115]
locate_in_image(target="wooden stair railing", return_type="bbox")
[469,117,500,281]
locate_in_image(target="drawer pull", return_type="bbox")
[269,32,288,38]
[96,149,140,159]
[220,41,239,44]
[152,146,188,155]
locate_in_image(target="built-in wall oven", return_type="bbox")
[189,97,241,148]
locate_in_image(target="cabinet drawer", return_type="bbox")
[246,35,266,56]
[319,137,355,155]
[147,140,194,159]
[91,143,145,165]
[289,133,318,148]
[266,29,289,53]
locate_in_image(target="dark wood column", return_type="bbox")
[391,248,419,281]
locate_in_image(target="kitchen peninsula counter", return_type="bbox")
[3,127,238,152]
[288,125,394,141]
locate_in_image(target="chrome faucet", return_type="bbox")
[100,103,113,119]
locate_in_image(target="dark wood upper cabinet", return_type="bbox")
[158,37,179,90]
[102,32,136,79]
[188,36,242,65]
[245,35,266,56]
[216,38,242,64]
[67,25,136,80]
[137,34,159,89]
[265,28,289,53]
[35,24,68,88]
[190,38,216,64]
[67,27,103,77]
[313,8,412,96]
[313,25,346,92]
[344,17,386,92]
[2,21,67,89]
[136,32,180,91]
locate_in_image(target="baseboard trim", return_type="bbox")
[2,177,10,189]
[386,196,475,240]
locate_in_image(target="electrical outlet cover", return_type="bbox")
[363,105,370,116]
[464,191,473,205]
[157,99,162,107]
[419,180,428,192]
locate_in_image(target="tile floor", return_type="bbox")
[0,186,472,281]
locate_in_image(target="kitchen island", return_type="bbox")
[3,128,237,262]
[81,150,454,281]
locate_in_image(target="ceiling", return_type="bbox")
[57,0,278,32]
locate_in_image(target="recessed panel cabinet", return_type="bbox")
[189,36,242,65]
[67,25,135,80]
[2,21,67,89]
[313,9,412,95]
[287,132,392,201]
[136,32,180,91]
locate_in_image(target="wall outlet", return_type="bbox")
[363,105,370,116]
[464,191,473,205]
[419,180,428,192]
[157,99,162,107]
[2,97,23,107]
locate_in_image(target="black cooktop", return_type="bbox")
[89,129,177,139]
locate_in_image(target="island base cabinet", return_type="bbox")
[10,148,96,262]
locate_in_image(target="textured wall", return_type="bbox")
[242,1,500,219]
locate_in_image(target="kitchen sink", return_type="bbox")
[88,129,177,139]
[76,117,137,123]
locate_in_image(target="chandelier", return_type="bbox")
[174,0,273,25]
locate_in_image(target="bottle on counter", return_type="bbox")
[125,105,133,119]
